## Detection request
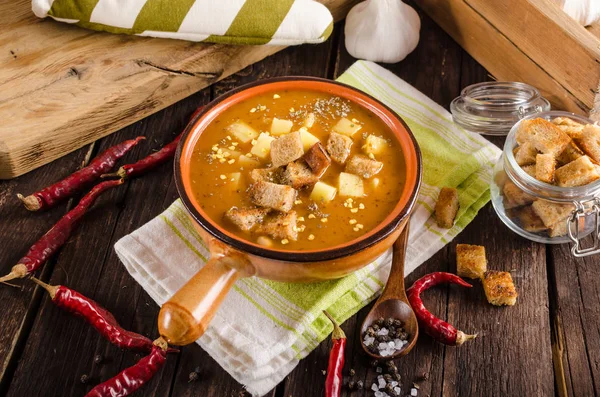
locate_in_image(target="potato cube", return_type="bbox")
[535,153,555,183]
[482,271,518,306]
[303,112,316,128]
[362,135,388,155]
[251,133,276,159]
[270,117,294,135]
[299,128,321,151]
[229,172,242,189]
[310,181,337,203]
[555,156,600,187]
[456,244,487,279]
[434,187,459,228]
[256,236,274,247]
[332,117,362,137]
[339,172,365,197]
[238,154,260,169]
[514,142,538,166]
[228,121,258,143]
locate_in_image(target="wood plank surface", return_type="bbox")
[0,9,593,397]
[0,0,359,180]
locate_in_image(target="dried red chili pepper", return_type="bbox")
[30,277,176,354]
[85,337,168,397]
[101,134,181,180]
[17,137,144,211]
[102,106,204,180]
[1,179,124,283]
[406,272,477,346]
[323,310,346,397]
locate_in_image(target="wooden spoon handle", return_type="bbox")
[158,256,240,346]
[380,220,410,302]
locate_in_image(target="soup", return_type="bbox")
[189,89,406,250]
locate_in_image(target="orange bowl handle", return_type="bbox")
[158,256,240,346]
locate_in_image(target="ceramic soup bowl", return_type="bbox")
[158,77,422,346]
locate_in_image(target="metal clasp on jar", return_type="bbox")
[568,198,600,257]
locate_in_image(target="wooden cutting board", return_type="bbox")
[0,0,357,179]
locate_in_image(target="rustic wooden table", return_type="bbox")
[0,13,595,397]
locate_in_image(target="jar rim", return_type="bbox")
[504,110,600,201]
[450,81,551,136]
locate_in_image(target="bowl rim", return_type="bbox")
[174,76,422,262]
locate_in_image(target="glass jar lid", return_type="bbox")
[450,81,551,136]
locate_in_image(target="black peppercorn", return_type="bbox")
[393,319,403,327]
[384,374,393,382]
[393,373,402,381]
[347,380,356,390]
[349,368,356,376]
[379,335,391,342]
[372,324,380,332]
[356,380,364,390]
[367,327,376,337]
[385,383,395,394]
[188,371,199,383]
[370,359,379,368]
[80,374,89,384]
[385,318,394,327]
[375,317,385,326]
[93,355,103,364]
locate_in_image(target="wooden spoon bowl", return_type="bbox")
[360,221,419,361]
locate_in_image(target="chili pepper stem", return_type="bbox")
[30,276,59,299]
[0,264,29,283]
[456,331,478,346]
[101,168,127,180]
[153,337,169,352]
[323,310,346,340]
[16,194,41,211]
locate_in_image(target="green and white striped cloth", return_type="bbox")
[32,0,333,45]
[114,61,501,396]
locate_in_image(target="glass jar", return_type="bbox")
[490,111,600,256]
[451,82,550,136]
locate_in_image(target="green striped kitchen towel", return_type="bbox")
[32,0,333,45]
[114,61,501,396]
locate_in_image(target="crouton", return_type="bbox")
[327,132,353,164]
[548,217,584,238]
[514,142,538,166]
[282,160,319,189]
[248,180,296,212]
[556,141,584,166]
[578,124,600,163]
[552,117,583,128]
[502,181,534,209]
[303,142,331,177]
[521,164,536,178]
[555,156,600,187]
[434,187,459,228]
[225,207,270,231]
[345,155,383,178]
[482,271,518,306]
[250,167,284,184]
[270,131,304,167]
[456,244,487,279]
[258,211,298,241]
[515,118,571,156]
[535,153,555,183]
[531,200,574,227]
[515,206,546,233]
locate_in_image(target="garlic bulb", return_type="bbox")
[344,0,420,64]
[556,0,600,26]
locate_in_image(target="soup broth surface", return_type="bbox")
[189,89,406,250]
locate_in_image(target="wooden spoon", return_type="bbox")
[360,221,419,361]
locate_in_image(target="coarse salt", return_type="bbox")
[411,388,418,396]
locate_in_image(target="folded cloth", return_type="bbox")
[115,60,501,396]
[32,0,333,45]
